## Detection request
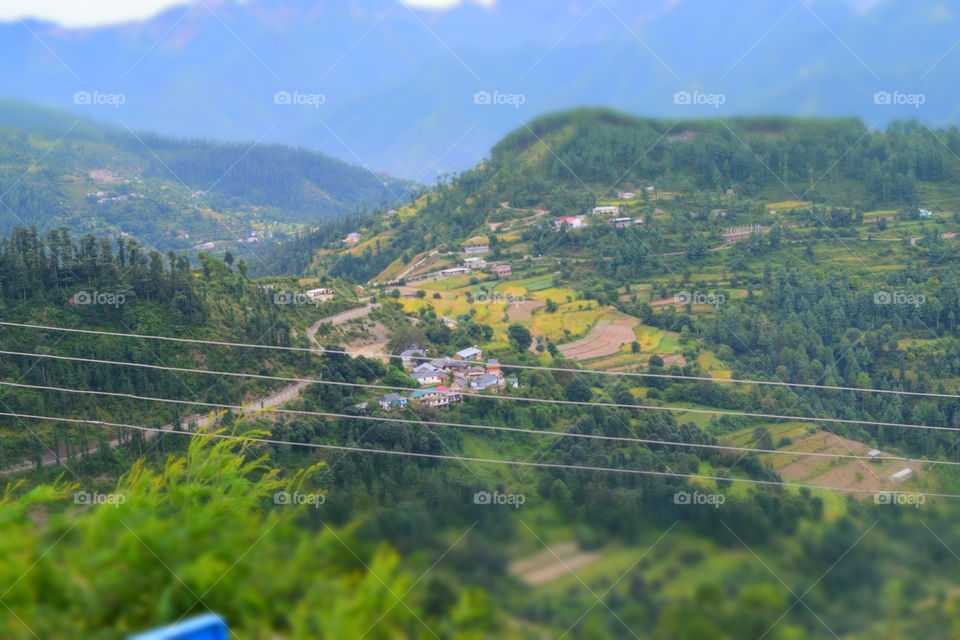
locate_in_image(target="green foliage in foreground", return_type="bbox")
[0,426,492,639]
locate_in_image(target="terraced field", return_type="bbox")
[558,312,640,360]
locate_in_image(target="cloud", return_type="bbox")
[0,0,496,28]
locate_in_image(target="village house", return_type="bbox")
[305,288,334,302]
[193,242,216,251]
[592,205,622,216]
[440,267,471,278]
[412,386,463,408]
[617,191,636,199]
[410,370,444,386]
[552,216,585,231]
[454,346,483,361]
[609,217,633,228]
[722,224,767,243]
[400,347,426,369]
[378,394,408,411]
[471,373,502,392]
[464,257,487,269]
[463,238,490,254]
[344,232,362,244]
[490,264,512,276]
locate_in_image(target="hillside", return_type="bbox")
[7,110,960,637]
[292,109,955,283]
[0,100,416,252]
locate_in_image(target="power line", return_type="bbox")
[3,379,954,467]
[3,410,956,499]
[0,348,949,432]
[1,320,954,399]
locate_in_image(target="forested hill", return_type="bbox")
[0,99,417,253]
[285,108,958,283]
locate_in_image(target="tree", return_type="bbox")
[508,323,532,352]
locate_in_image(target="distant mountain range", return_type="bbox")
[2,0,959,178]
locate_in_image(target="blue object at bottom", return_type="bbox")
[129,613,228,640]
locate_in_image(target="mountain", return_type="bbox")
[0,99,416,252]
[3,0,959,178]
[279,108,956,282]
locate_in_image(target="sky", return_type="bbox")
[0,0,491,27]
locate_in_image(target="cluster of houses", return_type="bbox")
[438,260,512,279]
[365,345,519,412]
[87,191,146,205]
[722,224,769,243]
[305,287,335,302]
[552,214,644,232]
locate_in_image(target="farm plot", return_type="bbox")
[558,313,639,360]
[734,426,923,494]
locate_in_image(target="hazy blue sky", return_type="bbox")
[0,0,495,27]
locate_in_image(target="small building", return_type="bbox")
[464,257,487,269]
[889,468,913,483]
[410,370,444,386]
[463,238,490,254]
[617,191,636,200]
[867,449,882,458]
[471,373,502,391]
[305,288,334,302]
[505,376,519,388]
[441,316,458,328]
[354,401,369,412]
[344,232,362,244]
[400,348,426,369]
[193,242,216,251]
[486,359,501,375]
[440,267,471,278]
[918,208,934,218]
[633,218,645,225]
[552,216,585,231]
[609,217,633,228]
[378,394,408,411]
[491,264,512,277]
[412,386,463,408]
[454,346,483,361]
[414,361,443,373]
[592,206,621,216]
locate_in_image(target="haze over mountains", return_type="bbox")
[3,0,958,178]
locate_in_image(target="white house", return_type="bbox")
[464,257,487,269]
[344,232,362,244]
[592,206,621,216]
[617,191,636,200]
[552,216,585,231]
[410,370,444,386]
